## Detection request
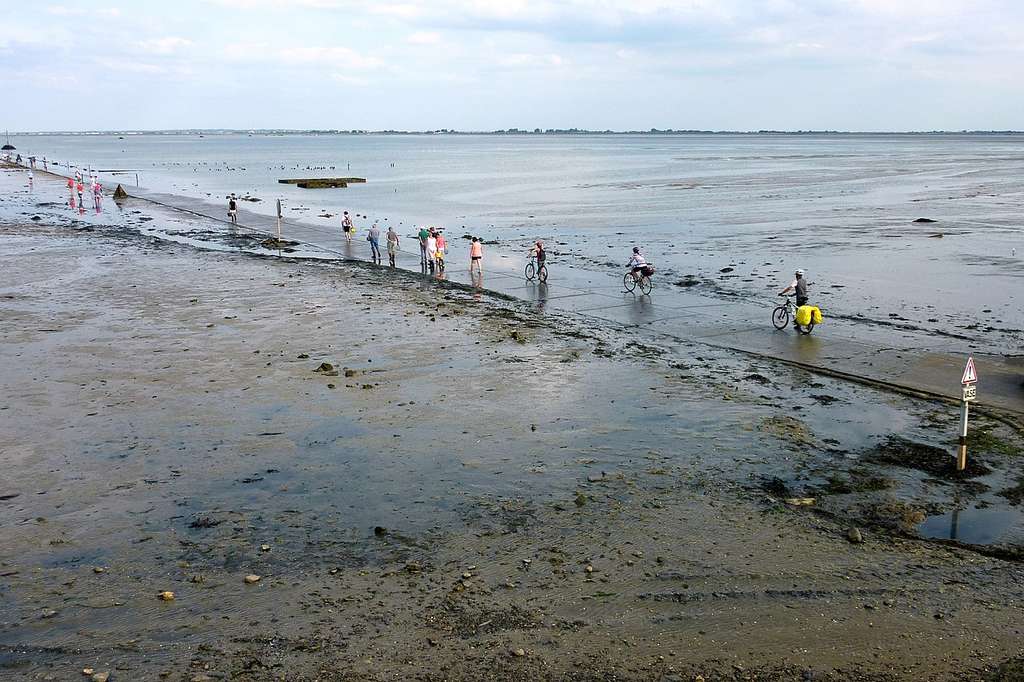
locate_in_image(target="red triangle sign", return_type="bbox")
[961,356,978,385]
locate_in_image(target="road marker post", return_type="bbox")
[957,357,978,471]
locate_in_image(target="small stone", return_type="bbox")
[82,668,94,676]
[511,647,526,657]
[374,526,388,536]
[462,572,472,579]
[260,544,270,552]
[585,565,594,574]
[157,591,175,601]
[93,567,105,574]
[244,574,261,584]
[91,673,110,682]
[846,527,864,544]
[41,609,58,618]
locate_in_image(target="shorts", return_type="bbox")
[471,256,481,261]
[387,242,397,254]
[343,225,351,233]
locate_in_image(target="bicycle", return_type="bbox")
[771,295,815,334]
[623,267,653,296]
[525,256,548,282]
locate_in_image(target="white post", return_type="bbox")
[957,399,969,471]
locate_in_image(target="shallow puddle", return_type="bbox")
[918,506,1022,545]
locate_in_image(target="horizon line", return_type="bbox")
[5,128,1024,137]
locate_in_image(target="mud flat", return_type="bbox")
[1,177,1023,680]
[278,177,367,188]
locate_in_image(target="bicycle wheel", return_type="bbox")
[623,273,636,293]
[771,305,789,330]
[638,275,653,296]
[524,262,535,280]
[538,264,548,282]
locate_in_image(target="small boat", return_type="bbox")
[1,130,14,151]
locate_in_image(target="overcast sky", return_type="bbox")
[3,0,1022,132]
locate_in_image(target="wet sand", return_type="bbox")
[2,175,1024,680]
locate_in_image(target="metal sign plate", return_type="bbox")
[962,384,977,402]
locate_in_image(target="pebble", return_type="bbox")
[41,608,58,618]
[244,574,261,584]
[157,591,175,601]
[585,565,594,574]
[847,527,864,544]
[91,673,109,682]
[82,669,94,676]
[93,567,105,574]
[511,647,526,657]
[260,544,270,552]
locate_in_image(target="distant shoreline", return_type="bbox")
[8,129,1024,137]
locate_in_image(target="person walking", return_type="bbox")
[386,224,400,267]
[469,236,483,274]
[227,195,238,224]
[367,221,382,264]
[342,211,354,241]
[76,180,84,207]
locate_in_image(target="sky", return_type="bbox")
[2,0,1022,132]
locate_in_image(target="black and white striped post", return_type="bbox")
[957,356,978,471]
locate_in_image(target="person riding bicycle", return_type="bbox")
[779,269,809,307]
[627,247,650,279]
[530,240,546,267]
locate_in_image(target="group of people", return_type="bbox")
[67,170,103,210]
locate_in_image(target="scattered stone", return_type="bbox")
[82,669,94,676]
[784,498,816,506]
[91,673,109,682]
[41,608,58,618]
[93,567,105,574]
[297,353,309,359]
[511,647,526,657]
[244,574,261,584]
[260,544,270,552]
[157,591,175,601]
[313,362,338,376]
[586,473,604,482]
[574,493,588,507]
[846,527,864,544]
[913,217,937,223]
[374,526,388,536]
[585,565,594,574]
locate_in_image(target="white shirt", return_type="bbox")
[628,253,647,268]
[426,236,437,254]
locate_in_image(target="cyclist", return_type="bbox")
[779,269,809,307]
[530,240,546,267]
[626,247,649,281]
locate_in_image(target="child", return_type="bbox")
[435,230,447,272]
[469,237,483,275]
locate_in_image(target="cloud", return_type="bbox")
[497,52,565,68]
[47,5,120,16]
[276,46,383,69]
[407,31,442,45]
[136,37,194,55]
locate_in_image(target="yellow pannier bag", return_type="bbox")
[811,306,823,324]
[795,305,813,326]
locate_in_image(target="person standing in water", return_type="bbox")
[342,211,354,241]
[425,229,438,273]
[418,225,430,265]
[227,195,238,224]
[469,237,483,275]
[367,221,382,264]
[92,180,102,209]
[435,229,447,272]
[386,224,400,267]
[76,179,84,207]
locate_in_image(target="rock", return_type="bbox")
[928,233,944,238]
[585,565,594,574]
[586,474,604,482]
[404,562,422,573]
[373,526,388,536]
[343,368,357,377]
[260,544,270,552]
[846,527,864,544]
[783,497,815,506]
[297,353,309,359]
[511,647,526,657]
[244,574,261,584]
[93,567,105,574]
[461,572,472,579]
[41,608,58,618]
[913,217,937,223]
[92,673,109,682]
[82,669,94,676]
[157,591,175,601]
[574,493,588,507]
